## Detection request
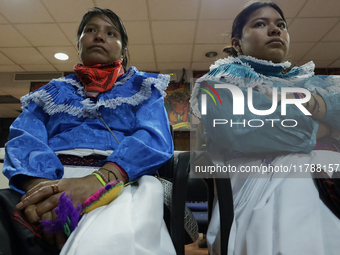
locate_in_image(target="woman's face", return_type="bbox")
[77,14,125,66]
[232,7,290,63]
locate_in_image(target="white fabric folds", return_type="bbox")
[60,167,176,255]
[207,150,340,255]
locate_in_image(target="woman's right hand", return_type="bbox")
[18,175,102,218]
[19,175,102,249]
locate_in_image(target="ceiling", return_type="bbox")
[0,0,340,117]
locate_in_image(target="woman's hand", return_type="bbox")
[317,122,330,139]
[316,122,340,140]
[330,126,340,140]
[17,175,102,215]
[26,204,67,250]
[16,175,102,249]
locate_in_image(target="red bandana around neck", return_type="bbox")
[73,61,125,98]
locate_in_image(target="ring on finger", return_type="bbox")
[51,184,59,194]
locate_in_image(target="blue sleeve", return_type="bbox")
[106,87,174,182]
[3,102,63,194]
[200,81,318,154]
[320,92,340,129]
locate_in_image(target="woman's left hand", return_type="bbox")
[16,175,102,219]
[16,175,102,251]
[39,207,68,250]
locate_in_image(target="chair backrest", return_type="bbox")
[169,151,191,255]
[168,151,214,255]
[157,126,199,255]
[186,175,208,202]
[215,178,233,255]
[191,151,234,255]
[159,125,235,255]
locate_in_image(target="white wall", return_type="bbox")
[0,148,9,188]
[0,163,9,189]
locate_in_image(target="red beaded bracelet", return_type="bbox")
[106,162,129,182]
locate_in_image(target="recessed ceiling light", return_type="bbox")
[205,51,218,58]
[54,53,69,61]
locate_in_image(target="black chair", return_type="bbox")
[158,151,198,255]
[159,125,233,254]
[189,151,234,255]
[157,127,199,255]
[215,177,233,255]
[186,176,213,235]
[169,151,191,255]
[185,168,214,247]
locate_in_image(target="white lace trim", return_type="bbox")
[21,89,84,117]
[239,55,292,69]
[208,56,315,87]
[210,55,291,71]
[153,74,170,98]
[297,61,315,76]
[115,67,137,86]
[57,77,86,97]
[94,74,169,111]
[21,72,170,118]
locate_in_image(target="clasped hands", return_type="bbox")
[16,175,102,250]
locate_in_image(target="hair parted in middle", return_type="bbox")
[77,7,129,71]
[223,1,286,57]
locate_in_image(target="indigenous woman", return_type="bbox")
[191,2,340,255]
[1,7,175,255]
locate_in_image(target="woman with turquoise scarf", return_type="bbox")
[191,2,340,255]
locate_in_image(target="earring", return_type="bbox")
[236,47,243,56]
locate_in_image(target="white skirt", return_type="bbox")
[207,150,340,255]
[59,166,176,255]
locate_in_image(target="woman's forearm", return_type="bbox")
[99,163,127,184]
[267,93,327,120]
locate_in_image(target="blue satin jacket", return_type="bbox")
[3,66,174,193]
